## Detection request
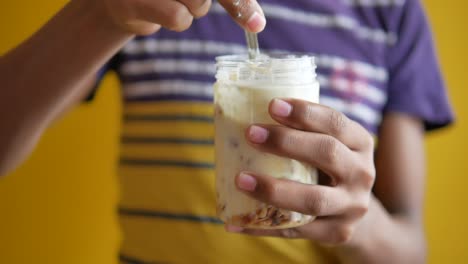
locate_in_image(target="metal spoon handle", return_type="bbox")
[245,30,260,60]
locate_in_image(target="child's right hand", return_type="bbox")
[99,0,266,36]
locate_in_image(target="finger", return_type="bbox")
[235,172,352,216]
[295,217,356,244]
[137,0,194,32]
[218,0,266,32]
[269,99,374,152]
[225,224,304,239]
[177,0,212,18]
[245,124,357,182]
[227,217,356,244]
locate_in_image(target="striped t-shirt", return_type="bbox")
[95,0,453,263]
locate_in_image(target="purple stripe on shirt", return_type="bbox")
[121,73,214,84]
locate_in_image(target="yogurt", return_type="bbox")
[214,54,320,229]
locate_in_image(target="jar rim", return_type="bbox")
[215,52,317,85]
[215,52,315,64]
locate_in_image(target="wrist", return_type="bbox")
[333,196,390,263]
[347,196,385,247]
[333,196,426,264]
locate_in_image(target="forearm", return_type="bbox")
[0,0,133,176]
[334,195,426,264]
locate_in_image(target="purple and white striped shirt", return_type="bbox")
[99,0,453,134]
[95,0,453,263]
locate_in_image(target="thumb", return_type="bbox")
[218,0,266,32]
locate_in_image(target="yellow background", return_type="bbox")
[0,1,466,263]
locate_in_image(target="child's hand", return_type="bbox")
[99,0,266,35]
[229,98,376,245]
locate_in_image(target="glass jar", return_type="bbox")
[214,53,320,229]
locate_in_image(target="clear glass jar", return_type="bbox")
[214,53,320,229]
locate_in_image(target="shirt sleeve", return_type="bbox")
[83,53,121,102]
[384,0,454,131]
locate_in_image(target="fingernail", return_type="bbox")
[271,99,292,117]
[225,225,244,233]
[237,172,257,192]
[247,125,269,144]
[246,11,266,32]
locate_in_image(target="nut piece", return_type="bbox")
[216,203,226,215]
[228,205,301,228]
[215,104,224,116]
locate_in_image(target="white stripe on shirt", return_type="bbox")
[320,96,382,125]
[124,80,213,98]
[121,40,388,82]
[121,59,216,76]
[317,75,386,105]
